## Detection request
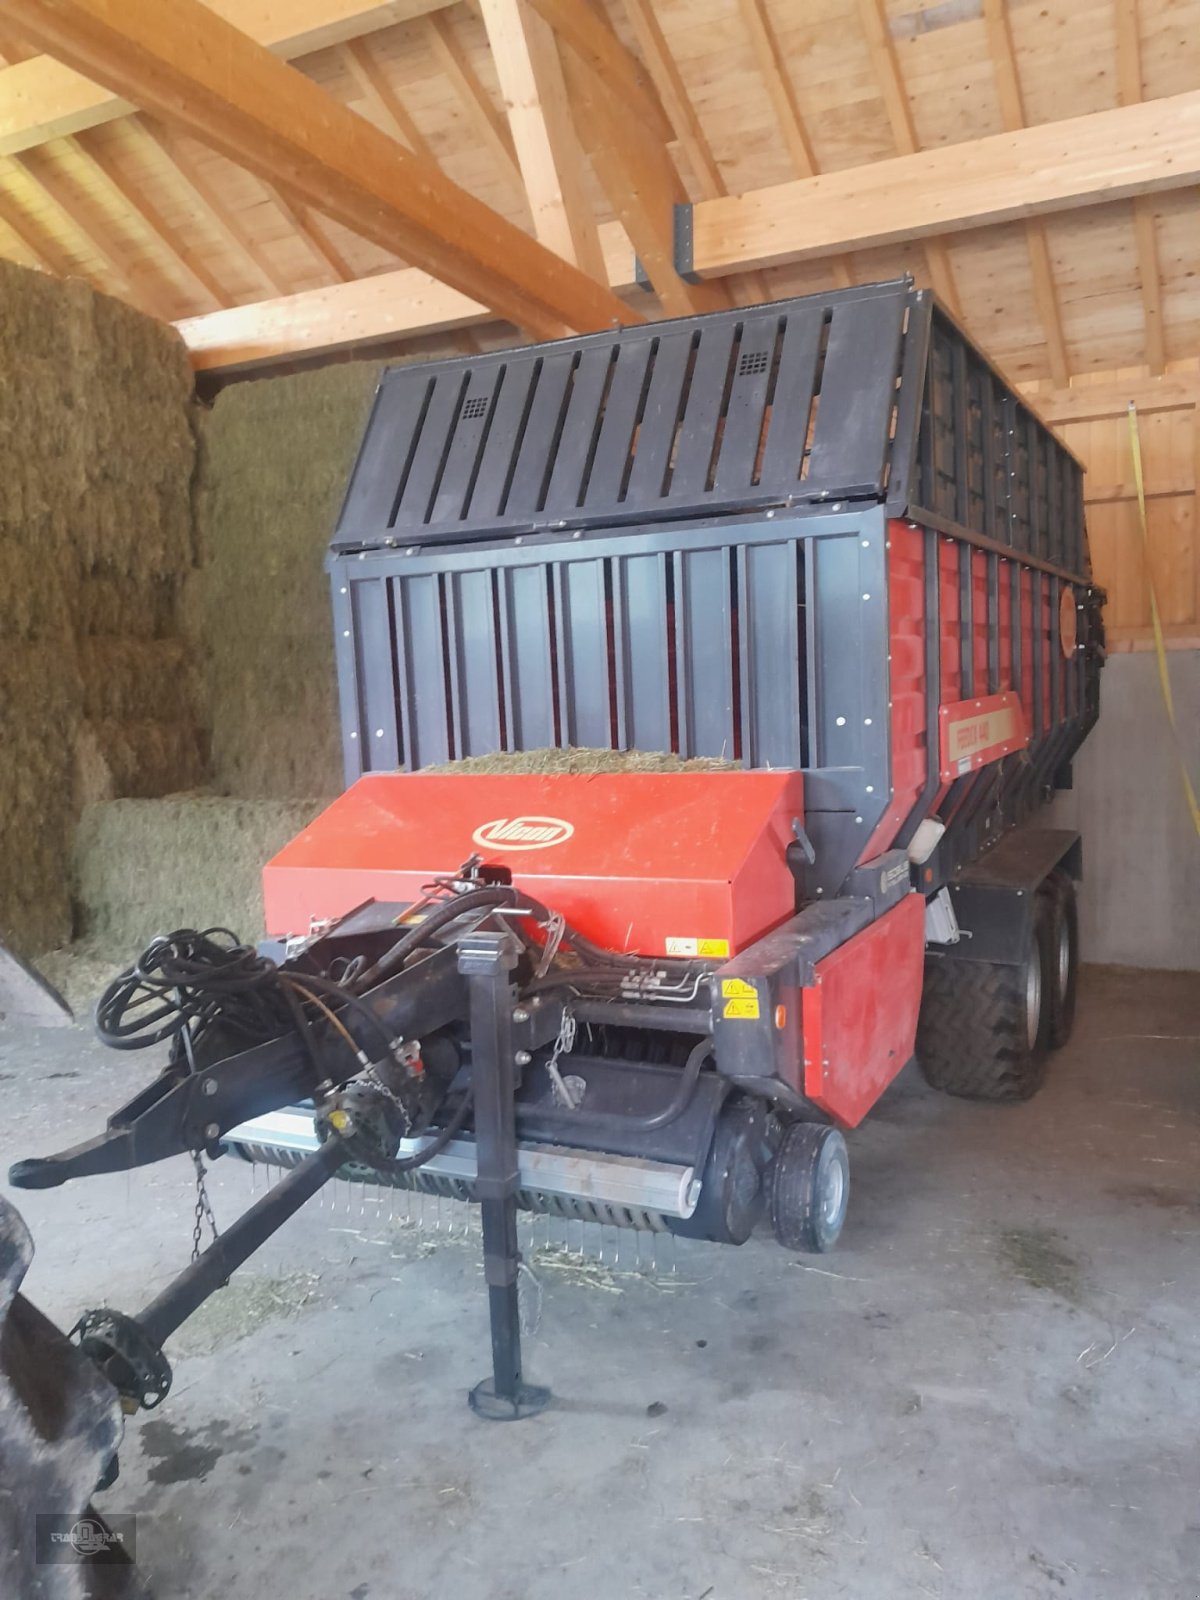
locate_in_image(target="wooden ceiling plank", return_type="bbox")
[424,11,524,196]
[854,0,959,316]
[559,45,730,317]
[0,1,454,155]
[479,0,606,281]
[1114,0,1167,377]
[71,130,231,308]
[341,37,434,157]
[3,0,637,339]
[737,0,853,292]
[689,91,1200,276]
[134,119,291,297]
[519,0,672,144]
[981,0,1069,386]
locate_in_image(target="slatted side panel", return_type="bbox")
[333,286,912,547]
[915,310,1087,576]
[336,539,809,778]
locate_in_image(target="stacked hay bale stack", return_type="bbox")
[0,261,204,962]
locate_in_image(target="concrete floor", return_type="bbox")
[2,964,1197,1600]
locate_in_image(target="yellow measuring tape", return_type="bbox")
[1126,403,1200,837]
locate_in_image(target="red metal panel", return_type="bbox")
[861,519,925,861]
[800,893,925,1127]
[263,769,804,956]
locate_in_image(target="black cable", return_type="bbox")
[352,887,516,991]
[95,929,293,1051]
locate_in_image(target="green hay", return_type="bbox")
[422,747,736,774]
[70,796,330,957]
[0,261,203,958]
[195,362,381,799]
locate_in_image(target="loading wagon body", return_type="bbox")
[12,280,1103,1421]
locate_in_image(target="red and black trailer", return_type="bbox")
[11,279,1103,1420]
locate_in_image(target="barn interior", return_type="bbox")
[0,0,1197,1595]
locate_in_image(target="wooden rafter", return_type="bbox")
[261,181,359,282]
[0,181,74,273]
[4,0,637,339]
[5,145,150,307]
[134,119,291,297]
[736,0,853,292]
[854,0,960,316]
[621,0,770,306]
[0,0,454,155]
[69,130,230,309]
[559,44,730,317]
[981,0,1069,386]
[479,0,605,280]
[424,11,523,198]
[689,91,1200,275]
[1114,0,1167,376]
[340,36,433,157]
[520,0,672,143]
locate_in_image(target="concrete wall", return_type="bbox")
[1048,650,1200,971]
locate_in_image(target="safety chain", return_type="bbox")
[545,1007,580,1109]
[190,1150,220,1263]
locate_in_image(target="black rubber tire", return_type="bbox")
[671,1099,777,1245]
[916,893,1053,1101]
[1042,870,1079,1050]
[769,1123,850,1253]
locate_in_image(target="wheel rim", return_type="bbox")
[1056,917,1071,1001]
[1025,951,1043,1051]
[821,1154,846,1228]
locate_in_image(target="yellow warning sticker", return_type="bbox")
[665,937,730,958]
[723,996,760,1020]
[721,978,757,999]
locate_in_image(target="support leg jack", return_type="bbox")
[460,932,550,1422]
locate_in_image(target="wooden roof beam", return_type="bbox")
[559,45,730,317]
[478,0,605,281]
[0,0,454,155]
[520,0,672,144]
[737,0,854,293]
[424,11,524,199]
[854,0,960,317]
[1115,0,1167,376]
[621,0,770,306]
[689,90,1200,275]
[981,0,1069,386]
[4,0,639,339]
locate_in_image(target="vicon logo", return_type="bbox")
[472,815,575,851]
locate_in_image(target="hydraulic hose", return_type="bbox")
[352,888,516,992]
[516,1038,711,1136]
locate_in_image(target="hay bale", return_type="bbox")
[421,747,735,774]
[72,796,330,956]
[195,362,382,799]
[0,261,202,959]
